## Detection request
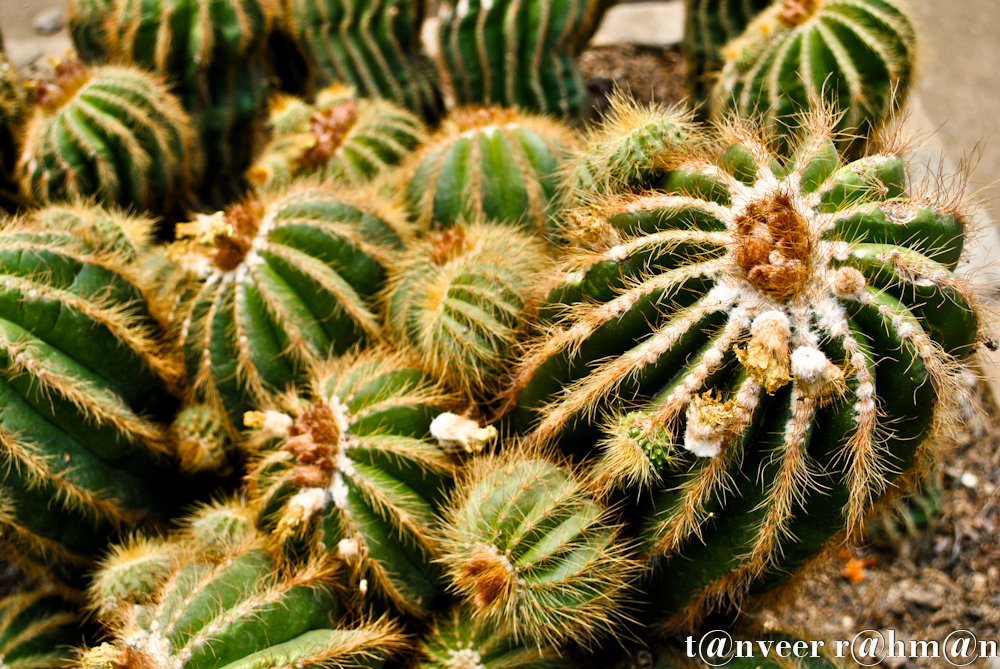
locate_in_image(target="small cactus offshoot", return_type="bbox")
[249,351,458,617]
[438,448,637,647]
[418,606,562,669]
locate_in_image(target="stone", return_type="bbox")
[33,8,64,35]
[591,1,684,48]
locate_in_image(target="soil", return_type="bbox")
[581,44,688,119]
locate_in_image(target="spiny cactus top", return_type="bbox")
[505,116,979,629]
[439,448,637,647]
[17,61,197,216]
[31,202,157,260]
[0,218,180,576]
[402,107,578,238]
[0,591,81,669]
[714,0,916,155]
[249,351,457,617]
[682,0,772,108]
[158,182,407,427]
[80,536,408,669]
[0,45,26,212]
[247,85,425,190]
[418,606,561,669]
[285,0,441,120]
[105,0,276,201]
[385,223,550,400]
[437,0,612,119]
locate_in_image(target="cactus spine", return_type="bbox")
[505,114,979,630]
[418,606,562,669]
[713,0,916,155]
[0,591,81,669]
[0,219,181,579]
[31,203,156,259]
[80,537,408,669]
[170,404,235,476]
[161,182,406,428]
[285,0,442,120]
[439,449,637,647]
[403,107,577,238]
[682,0,772,109]
[105,0,276,201]
[249,351,457,616]
[436,0,611,119]
[385,223,550,400]
[18,62,197,217]
[247,86,425,190]
[67,0,114,63]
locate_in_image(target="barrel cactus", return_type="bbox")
[247,86,425,190]
[402,107,577,238]
[170,403,235,476]
[436,0,612,119]
[248,351,458,616]
[504,115,979,630]
[67,0,114,63]
[79,539,408,669]
[385,223,550,400]
[160,182,407,428]
[104,0,276,202]
[17,61,197,217]
[0,591,81,669]
[682,0,772,109]
[418,606,561,669]
[284,0,441,120]
[0,44,26,212]
[0,219,181,584]
[439,449,638,647]
[713,0,916,155]
[30,202,156,259]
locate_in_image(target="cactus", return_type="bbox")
[284,0,442,120]
[104,0,276,203]
[247,86,425,190]
[1,45,28,212]
[436,0,612,119]
[402,107,578,238]
[31,202,157,259]
[67,0,114,63]
[438,448,637,647]
[418,606,562,669]
[0,218,182,582]
[170,404,235,476]
[80,537,408,669]
[568,94,697,200]
[503,115,980,630]
[385,223,550,400]
[248,351,458,616]
[0,591,81,669]
[682,0,772,109]
[159,182,407,428]
[17,61,197,217]
[713,0,916,156]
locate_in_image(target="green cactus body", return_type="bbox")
[31,203,156,260]
[0,46,26,212]
[106,0,276,202]
[403,107,577,238]
[385,224,550,400]
[568,95,697,200]
[713,0,916,155]
[285,0,442,120]
[161,183,406,427]
[436,0,611,119]
[682,0,772,109]
[418,606,561,669]
[88,536,179,620]
[80,540,408,669]
[0,220,180,580]
[439,450,636,647]
[18,62,197,217]
[248,352,455,616]
[247,86,425,190]
[0,592,81,669]
[504,119,979,630]
[67,0,114,63]
[170,404,235,476]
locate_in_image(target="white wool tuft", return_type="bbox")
[750,310,790,338]
[682,429,723,458]
[337,536,361,562]
[790,346,831,382]
[330,472,350,509]
[430,412,497,453]
[607,245,629,262]
[288,487,329,517]
[446,649,486,669]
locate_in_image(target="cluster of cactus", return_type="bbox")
[0,1,987,667]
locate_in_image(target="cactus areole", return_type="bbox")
[507,119,979,628]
